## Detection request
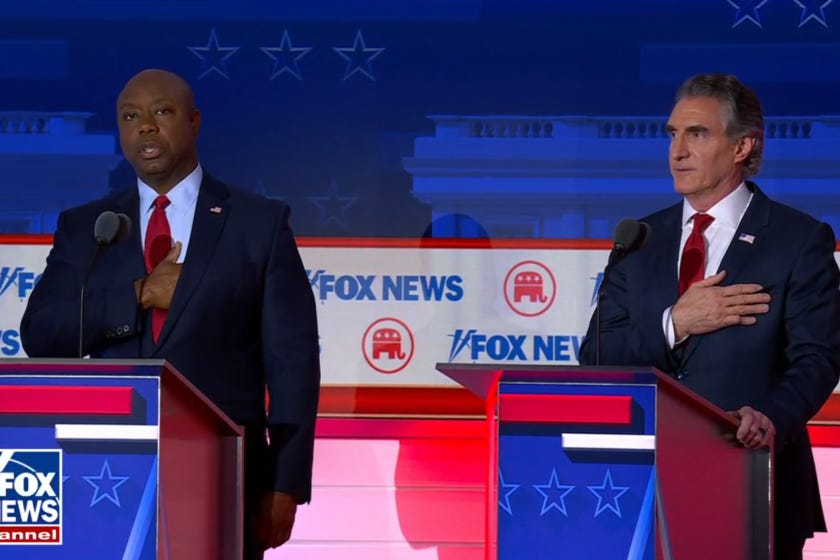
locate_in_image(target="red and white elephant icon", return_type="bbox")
[372,327,406,360]
[513,272,548,303]
[504,260,557,317]
[363,318,415,375]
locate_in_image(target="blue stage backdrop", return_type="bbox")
[0,0,838,238]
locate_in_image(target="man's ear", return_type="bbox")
[733,135,756,164]
[191,109,201,136]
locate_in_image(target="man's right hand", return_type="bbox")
[135,241,182,310]
[672,270,770,341]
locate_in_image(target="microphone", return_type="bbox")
[94,211,132,244]
[608,218,650,267]
[79,211,133,358]
[595,218,651,365]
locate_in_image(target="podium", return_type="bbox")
[0,359,243,560]
[437,363,772,560]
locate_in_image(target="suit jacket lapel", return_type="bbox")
[111,189,147,281]
[714,182,770,285]
[644,204,682,319]
[154,175,230,349]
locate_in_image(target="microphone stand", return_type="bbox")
[78,211,132,358]
[595,247,624,366]
[78,243,105,358]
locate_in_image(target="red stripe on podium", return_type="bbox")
[0,386,134,415]
[499,394,633,424]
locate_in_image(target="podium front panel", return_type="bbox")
[0,366,161,560]
[496,379,657,560]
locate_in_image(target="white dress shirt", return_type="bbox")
[138,165,202,264]
[663,182,753,347]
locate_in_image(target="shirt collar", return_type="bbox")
[681,181,752,229]
[138,164,203,215]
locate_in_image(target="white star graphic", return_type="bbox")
[587,469,630,518]
[794,0,834,27]
[498,469,520,515]
[533,468,575,516]
[82,459,129,508]
[727,0,768,28]
[307,178,357,228]
[261,30,312,81]
[187,28,240,80]
[333,29,385,81]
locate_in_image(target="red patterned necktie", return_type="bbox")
[144,195,171,342]
[678,213,714,296]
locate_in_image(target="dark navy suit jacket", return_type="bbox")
[20,174,320,502]
[580,183,840,544]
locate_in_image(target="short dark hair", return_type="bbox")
[675,73,764,178]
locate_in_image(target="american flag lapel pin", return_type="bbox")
[210,206,222,214]
[738,232,755,245]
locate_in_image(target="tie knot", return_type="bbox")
[692,213,714,233]
[153,195,170,211]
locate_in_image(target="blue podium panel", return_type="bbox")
[0,363,161,560]
[497,380,657,560]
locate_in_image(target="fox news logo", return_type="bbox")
[590,272,604,306]
[448,329,582,363]
[0,330,21,357]
[0,267,41,299]
[307,269,463,302]
[0,450,62,545]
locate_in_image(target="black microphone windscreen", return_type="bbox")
[116,213,132,242]
[94,211,121,245]
[613,218,642,250]
[612,218,651,253]
[635,221,651,250]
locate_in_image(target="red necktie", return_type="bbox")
[145,195,171,342]
[678,213,714,296]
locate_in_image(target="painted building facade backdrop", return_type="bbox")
[0,0,838,239]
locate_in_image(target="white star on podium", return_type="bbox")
[498,469,521,515]
[588,468,630,518]
[534,468,575,516]
[83,460,129,508]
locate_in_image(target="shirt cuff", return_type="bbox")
[662,306,689,348]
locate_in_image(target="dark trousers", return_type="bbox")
[242,425,271,560]
[774,535,805,560]
[243,537,264,560]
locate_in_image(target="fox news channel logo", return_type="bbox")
[307,269,463,302]
[0,267,41,300]
[0,450,62,545]
[0,329,21,357]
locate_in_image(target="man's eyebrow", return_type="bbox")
[664,124,710,133]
